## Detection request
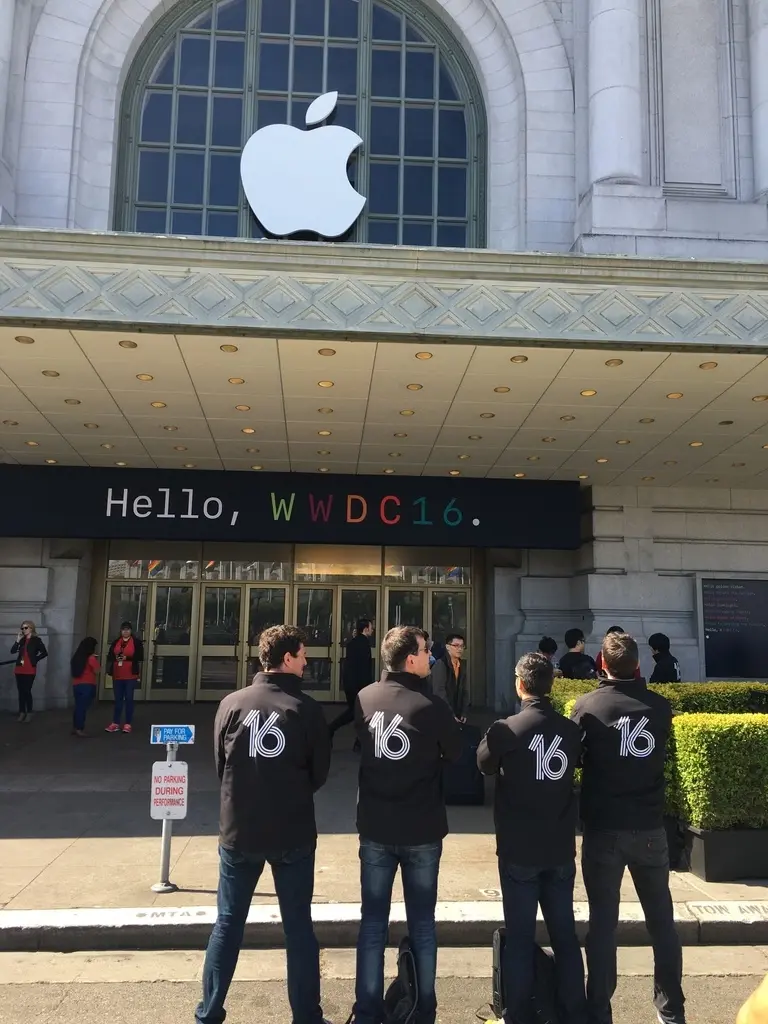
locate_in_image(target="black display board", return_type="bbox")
[0,465,582,550]
[702,578,768,678]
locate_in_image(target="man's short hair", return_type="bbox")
[538,636,558,656]
[516,652,555,697]
[606,625,624,635]
[445,633,465,646]
[356,618,372,633]
[565,627,585,649]
[648,632,671,652]
[601,632,639,679]
[381,626,426,672]
[258,624,306,670]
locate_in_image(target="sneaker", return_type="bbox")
[105,723,120,733]
[17,714,25,723]
[122,724,133,734]
[24,712,32,722]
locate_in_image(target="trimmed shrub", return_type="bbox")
[551,679,768,716]
[671,714,768,830]
[550,680,595,715]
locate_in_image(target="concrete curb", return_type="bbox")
[0,901,767,952]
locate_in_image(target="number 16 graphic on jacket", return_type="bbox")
[243,710,286,758]
[369,711,411,760]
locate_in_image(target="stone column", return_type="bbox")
[749,0,768,198]
[588,0,643,183]
[0,0,15,153]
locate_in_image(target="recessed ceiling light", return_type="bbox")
[664,460,678,466]
[514,472,526,478]
[458,454,471,460]
[605,358,624,367]
[719,420,734,426]
[580,389,597,397]
[43,457,58,465]
[616,439,631,445]
[732,462,746,467]
[468,434,482,440]
[318,450,332,455]
[100,443,114,449]
[65,398,81,405]
[763,444,768,450]
[542,436,556,443]
[220,344,238,353]
[753,395,768,402]
[318,429,332,436]
[641,475,655,481]
[318,467,330,473]
[318,407,333,414]
[388,451,402,457]
[510,355,528,364]
[173,445,188,452]
[245,447,259,453]
[242,427,256,434]
[84,423,99,429]
[115,461,127,467]
[639,417,655,424]
[2,419,18,426]
[560,415,575,422]
[151,401,166,409]
[228,377,245,385]
[318,348,336,356]
[183,463,196,468]
[235,404,251,412]
[667,392,683,399]
[449,470,461,476]
[415,351,432,360]
[699,361,718,370]
[400,410,415,416]
[406,383,423,391]
[494,386,510,394]
[479,412,495,419]
[163,425,178,431]
[119,340,138,349]
[317,380,334,388]
[383,468,396,474]
[42,370,60,378]
[25,441,39,447]
[578,474,589,480]
[689,440,704,447]
[251,464,263,470]
[596,457,609,464]
[15,335,34,344]
[527,455,540,462]
[394,432,408,438]
[706,478,720,483]
[137,373,154,382]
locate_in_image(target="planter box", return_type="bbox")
[689,825,768,882]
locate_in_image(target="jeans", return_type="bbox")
[196,844,323,1024]
[72,684,95,731]
[498,859,587,1024]
[582,828,685,1024]
[112,679,136,725]
[15,673,34,714]
[355,838,442,1024]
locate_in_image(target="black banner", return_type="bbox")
[0,465,581,549]
[702,579,768,678]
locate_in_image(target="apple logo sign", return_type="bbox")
[240,91,366,239]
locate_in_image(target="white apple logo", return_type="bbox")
[241,91,366,239]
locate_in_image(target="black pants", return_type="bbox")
[15,673,35,714]
[582,828,685,1024]
[329,689,356,736]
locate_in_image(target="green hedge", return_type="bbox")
[670,714,768,829]
[551,679,768,715]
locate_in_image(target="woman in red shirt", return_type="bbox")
[105,621,144,734]
[10,620,48,722]
[70,637,100,737]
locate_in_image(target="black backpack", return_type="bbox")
[492,927,560,1024]
[383,936,419,1024]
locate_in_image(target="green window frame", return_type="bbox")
[114,0,487,247]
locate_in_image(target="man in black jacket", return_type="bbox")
[329,618,373,745]
[429,632,467,721]
[571,632,685,1024]
[353,626,462,1024]
[648,633,682,684]
[478,652,587,1024]
[196,625,331,1024]
[558,628,597,680]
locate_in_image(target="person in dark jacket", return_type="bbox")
[648,633,682,683]
[478,652,587,1024]
[353,626,462,1024]
[329,618,373,746]
[571,632,685,1024]
[430,632,467,721]
[105,621,144,734]
[558,628,597,680]
[10,620,47,722]
[197,624,332,1024]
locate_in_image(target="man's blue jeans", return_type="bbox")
[355,838,442,1024]
[498,859,587,1024]
[196,844,324,1024]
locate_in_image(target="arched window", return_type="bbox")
[115,0,486,247]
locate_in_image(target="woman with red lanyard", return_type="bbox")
[10,620,47,722]
[105,621,144,734]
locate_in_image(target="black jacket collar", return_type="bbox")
[381,669,430,692]
[599,676,647,690]
[252,670,304,694]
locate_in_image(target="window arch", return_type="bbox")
[115,0,486,247]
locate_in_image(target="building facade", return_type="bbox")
[2,0,768,711]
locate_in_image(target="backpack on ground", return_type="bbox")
[492,927,560,1024]
[383,935,419,1024]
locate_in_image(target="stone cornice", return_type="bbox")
[2,228,768,348]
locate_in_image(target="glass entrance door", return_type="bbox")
[339,588,379,692]
[196,585,243,700]
[295,586,335,700]
[246,585,289,678]
[148,585,195,700]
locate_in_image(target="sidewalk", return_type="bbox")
[0,705,767,949]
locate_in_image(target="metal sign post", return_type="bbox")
[149,725,195,895]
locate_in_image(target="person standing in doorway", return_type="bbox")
[105,621,144,734]
[594,625,641,679]
[648,633,682,683]
[196,624,332,1024]
[10,621,47,722]
[70,637,100,737]
[329,618,373,749]
[478,652,587,1024]
[352,626,462,1024]
[430,632,467,722]
[572,631,685,1024]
